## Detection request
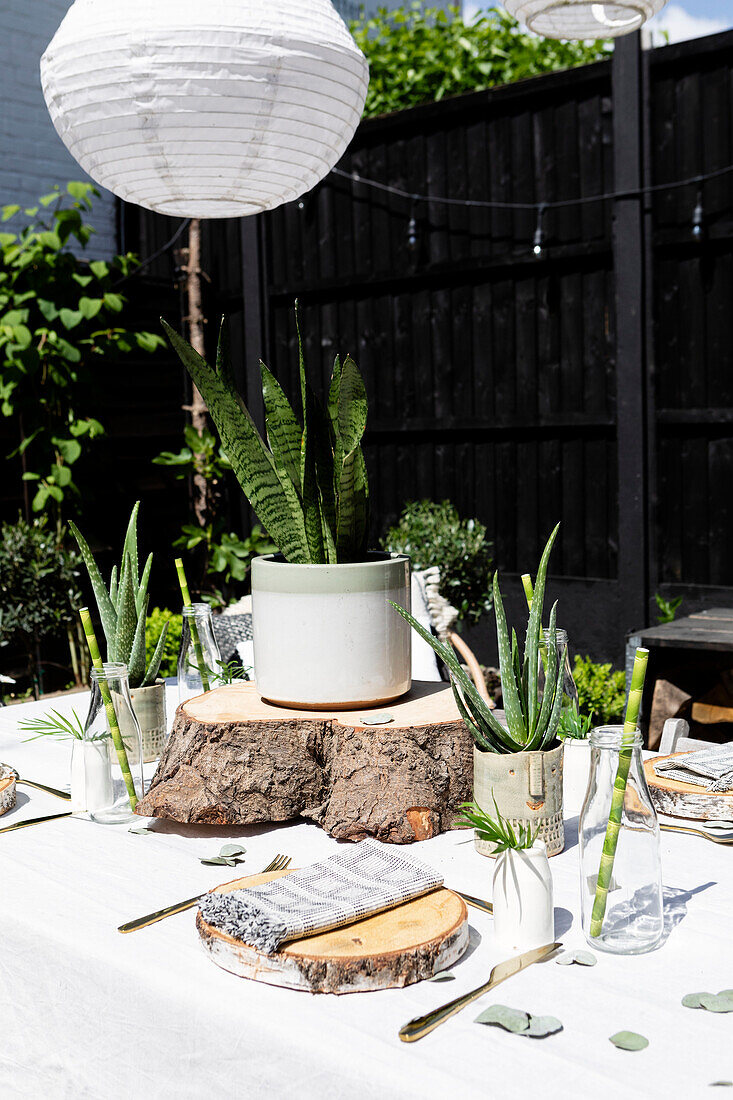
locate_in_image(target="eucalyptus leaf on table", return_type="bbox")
[609,1031,649,1051]
[475,1004,563,1039]
[200,843,246,867]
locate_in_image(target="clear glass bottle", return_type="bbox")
[177,603,222,703]
[578,725,663,954]
[82,663,144,824]
[539,628,579,713]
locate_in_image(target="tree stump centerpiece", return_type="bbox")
[136,681,473,843]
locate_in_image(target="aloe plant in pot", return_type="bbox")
[393,525,566,855]
[163,309,410,708]
[70,503,170,761]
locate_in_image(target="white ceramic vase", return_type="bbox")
[70,739,113,814]
[562,736,592,817]
[492,840,555,955]
[251,552,411,709]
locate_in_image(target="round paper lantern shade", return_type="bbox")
[40,0,369,217]
[503,0,667,38]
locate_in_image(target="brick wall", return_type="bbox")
[0,0,118,257]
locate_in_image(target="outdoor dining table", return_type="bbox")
[1,685,731,1099]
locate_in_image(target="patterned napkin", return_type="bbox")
[654,743,733,792]
[198,840,443,955]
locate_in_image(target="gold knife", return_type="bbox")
[0,811,73,834]
[399,941,561,1042]
[454,890,493,916]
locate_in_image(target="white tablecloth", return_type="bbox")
[1,689,731,1100]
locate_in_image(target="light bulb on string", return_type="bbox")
[533,205,546,258]
[692,189,704,240]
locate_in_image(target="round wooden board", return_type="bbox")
[645,753,733,821]
[196,869,469,994]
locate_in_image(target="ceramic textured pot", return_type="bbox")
[492,840,554,955]
[473,742,565,857]
[562,736,591,817]
[129,680,167,763]
[251,552,411,709]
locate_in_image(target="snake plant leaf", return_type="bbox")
[327,353,342,442]
[136,552,153,618]
[162,319,310,563]
[121,500,140,588]
[109,564,118,608]
[113,551,137,664]
[300,383,327,563]
[524,524,560,735]
[609,1031,648,1051]
[69,520,117,650]
[128,594,148,685]
[215,316,237,391]
[475,1005,531,1033]
[493,573,526,743]
[142,618,169,686]
[335,355,368,456]
[260,361,303,494]
[308,389,338,552]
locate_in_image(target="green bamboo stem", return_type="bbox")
[175,557,211,693]
[589,647,649,938]
[79,607,138,811]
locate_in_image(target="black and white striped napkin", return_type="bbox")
[199,840,443,955]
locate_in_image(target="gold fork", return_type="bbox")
[117,853,292,934]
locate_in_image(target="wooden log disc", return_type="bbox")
[0,764,16,817]
[137,681,474,843]
[644,753,733,820]
[197,869,469,994]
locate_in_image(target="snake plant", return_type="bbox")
[162,306,369,564]
[392,524,565,753]
[69,502,169,688]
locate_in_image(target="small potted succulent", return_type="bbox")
[558,704,593,816]
[393,526,566,854]
[163,309,410,709]
[70,503,170,761]
[456,796,554,954]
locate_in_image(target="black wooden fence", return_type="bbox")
[117,28,733,664]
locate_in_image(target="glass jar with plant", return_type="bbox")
[393,524,566,855]
[163,305,411,709]
[456,796,553,954]
[70,502,170,761]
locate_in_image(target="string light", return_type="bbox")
[533,204,546,258]
[692,189,704,240]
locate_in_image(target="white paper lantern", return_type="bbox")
[40,0,369,218]
[504,0,667,39]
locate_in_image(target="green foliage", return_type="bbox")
[655,592,682,624]
[351,4,608,119]
[162,305,370,564]
[558,703,593,740]
[0,183,165,521]
[145,606,182,680]
[572,654,626,725]
[455,794,537,853]
[382,499,493,626]
[175,524,276,587]
[153,424,232,486]
[19,707,86,741]
[392,525,565,753]
[0,515,81,651]
[70,501,169,687]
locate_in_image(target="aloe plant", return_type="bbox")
[69,502,169,689]
[162,306,369,564]
[392,524,564,754]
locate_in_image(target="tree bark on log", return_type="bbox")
[136,682,474,843]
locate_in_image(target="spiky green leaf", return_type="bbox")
[113,552,136,663]
[128,594,148,685]
[143,619,169,686]
[162,319,310,563]
[493,572,526,743]
[69,520,117,651]
[121,501,140,586]
[260,361,303,494]
[136,553,153,617]
[525,524,560,734]
[109,564,118,608]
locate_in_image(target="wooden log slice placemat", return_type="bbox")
[137,681,474,843]
[196,869,469,994]
[644,753,733,820]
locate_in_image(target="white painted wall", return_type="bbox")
[0,0,118,257]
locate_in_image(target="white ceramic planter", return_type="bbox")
[492,841,555,955]
[562,736,591,817]
[473,743,565,857]
[70,739,113,814]
[251,552,411,709]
